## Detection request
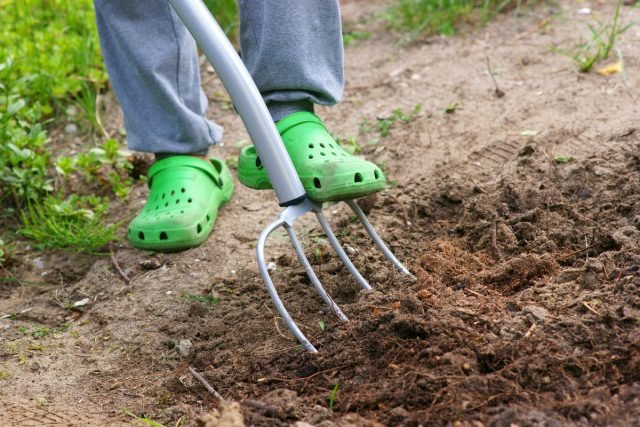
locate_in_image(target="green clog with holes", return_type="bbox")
[128,156,233,252]
[237,112,386,202]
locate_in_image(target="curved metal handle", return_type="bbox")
[168,0,306,206]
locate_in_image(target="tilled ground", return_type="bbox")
[1,1,640,426]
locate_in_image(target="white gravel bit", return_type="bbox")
[73,298,90,307]
[64,123,78,135]
[178,339,193,357]
[267,262,277,271]
[344,244,358,255]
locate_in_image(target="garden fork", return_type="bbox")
[169,0,413,352]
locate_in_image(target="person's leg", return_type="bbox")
[94,0,232,252]
[237,0,386,201]
[238,0,344,121]
[94,0,222,155]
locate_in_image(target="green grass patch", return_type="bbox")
[203,0,239,44]
[360,104,423,139]
[344,30,371,46]
[19,195,118,252]
[123,409,167,427]
[386,0,538,38]
[180,291,220,305]
[552,0,637,72]
[329,381,340,410]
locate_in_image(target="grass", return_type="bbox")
[386,0,538,38]
[203,0,239,44]
[328,381,340,410]
[0,1,122,252]
[180,291,220,305]
[19,195,118,253]
[0,0,244,254]
[553,0,637,72]
[123,409,167,427]
[343,30,371,46]
[359,104,423,140]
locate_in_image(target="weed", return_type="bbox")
[343,30,371,46]
[553,0,637,72]
[19,195,117,252]
[361,104,422,139]
[334,135,363,154]
[203,0,239,43]
[386,0,537,38]
[554,155,574,164]
[319,321,327,331]
[180,291,220,305]
[0,59,52,204]
[123,409,167,427]
[0,369,11,380]
[0,239,10,267]
[30,327,51,339]
[17,322,71,339]
[329,381,340,410]
[445,102,459,114]
[57,138,134,198]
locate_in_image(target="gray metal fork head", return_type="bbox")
[256,198,413,353]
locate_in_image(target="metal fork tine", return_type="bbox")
[257,217,318,353]
[286,226,349,322]
[345,200,414,278]
[315,210,372,291]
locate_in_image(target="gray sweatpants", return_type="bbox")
[94,0,344,155]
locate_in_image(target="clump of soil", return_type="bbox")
[166,135,640,426]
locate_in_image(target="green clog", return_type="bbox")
[128,156,233,252]
[237,112,385,202]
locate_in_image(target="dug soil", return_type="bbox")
[2,1,640,426]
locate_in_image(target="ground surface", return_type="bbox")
[1,1,640,426]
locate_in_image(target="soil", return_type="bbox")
[2,1,640,426]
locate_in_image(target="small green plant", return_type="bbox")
[0,239,10,267]
[17,322,71,339]
[387,0,473,36]
[0,368,11,380]
[123,409,167,427]
[57,138,134,198]
[444,102,459,114]
[203,0,239,43]
[343,30,371,46]
[554,155,574,164]
[19,195,117,252]
[361,104,422,138]
[328,381,340,411]
[334,135,363,154]
[553,0,636,72]
[319,321,326,331]
[386,0,528,38]
[180,291,220,305]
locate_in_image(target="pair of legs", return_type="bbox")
[94,0,385,251]
[94,0,344,154]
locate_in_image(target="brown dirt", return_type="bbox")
[2,1,640,426]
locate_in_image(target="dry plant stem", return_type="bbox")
[582,301,600,315]
[95,89,110,138]
[257,364,352,384]
[110,248,131,285]
[189,367,224,402]
[486,56,505,98]
[491,218,502,261]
